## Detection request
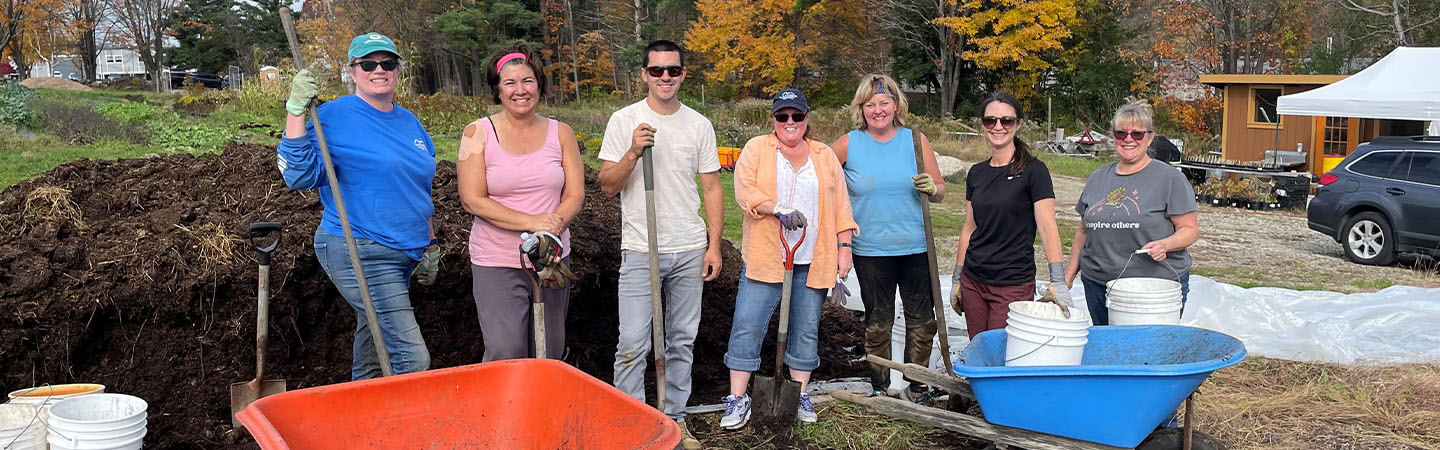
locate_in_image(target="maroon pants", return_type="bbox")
[959,272,1034,339]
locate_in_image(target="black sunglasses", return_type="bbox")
[351,59,400,72]
[773,112,807,123]
[981,115,1018,129]
[1112,130,1151,141]
[645,65,683,77]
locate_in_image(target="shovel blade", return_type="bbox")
[230,380,287,429]
[751,375,802,422]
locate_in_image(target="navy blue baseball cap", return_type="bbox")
[771,88,809,113]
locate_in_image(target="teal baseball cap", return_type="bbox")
[348,33,399,60]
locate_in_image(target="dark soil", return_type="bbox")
[0,142,868,449]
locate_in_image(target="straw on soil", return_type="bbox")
[1197,357,1440,450]
[176,223,241,279]
[21,186,85,230]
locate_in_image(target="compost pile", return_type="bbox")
[0,142,867,449]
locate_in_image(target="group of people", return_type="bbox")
[278,32,1199,449]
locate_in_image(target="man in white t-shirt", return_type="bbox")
[597,40,721,449]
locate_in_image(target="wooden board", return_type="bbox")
[831,391,1129,450]
[866,354,974,400]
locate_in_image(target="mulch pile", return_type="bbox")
[0,142,868,449]
[18,77,94,92]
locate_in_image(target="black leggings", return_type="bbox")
[853,253,936,392]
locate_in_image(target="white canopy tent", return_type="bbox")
[1277,47,1440,135]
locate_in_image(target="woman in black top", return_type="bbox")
[950,93,1075,338]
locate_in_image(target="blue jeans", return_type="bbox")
[1082,270,1191,326]
[725,266,826,372]
[315,229,431,380]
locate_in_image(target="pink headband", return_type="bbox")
[495,53,527,72]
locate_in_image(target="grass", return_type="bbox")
[1190,266,1331,291]
[0,138,152,188]
[1352,279,1397,290]
[793,401,937,450]
[1035,152,1111,179]
[1199,357,1440,449]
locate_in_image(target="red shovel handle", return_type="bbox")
[779,225,806,270]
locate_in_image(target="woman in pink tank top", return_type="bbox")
[456,44,585,362]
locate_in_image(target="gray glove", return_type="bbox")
[413,247,441,285]
[1047,261,1074,309]
[773,205,807,231]
[286,69,318,116]
[828,278,851,308]
[950,265,964,316]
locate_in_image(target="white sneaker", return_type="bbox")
[720,394,751,430]
[796,393,818,423]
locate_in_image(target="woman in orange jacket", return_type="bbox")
[718,89,859,429]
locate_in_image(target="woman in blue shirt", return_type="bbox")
[276,33,439,380]
[829,74,945,400]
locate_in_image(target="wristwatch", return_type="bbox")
[837,243,852,249]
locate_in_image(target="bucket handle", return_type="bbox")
[2,384,49,450]
[1003,334,1059,364]
[1114,249,1183,282]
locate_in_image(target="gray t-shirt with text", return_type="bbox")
[1075,160,1197,283]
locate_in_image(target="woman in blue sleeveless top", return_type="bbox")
[829,74,945,400]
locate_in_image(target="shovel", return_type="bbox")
[752,225,805,421]
[640,145,667,410]
[231,222,287,428]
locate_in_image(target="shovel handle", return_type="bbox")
[641,145,666,410]
[913,130,952,371]
[249,222,282,265]
[774,226,805,377]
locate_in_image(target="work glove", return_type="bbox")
[1042,261,1074,318]
[413,247,441,285]
[773,205,807,231]
[285,69,318,116]
[828,278,851,308]
[522,231,576,289]
[912,173,937,197]
[950,265,964,316]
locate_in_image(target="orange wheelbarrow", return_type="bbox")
[236,359,680,449]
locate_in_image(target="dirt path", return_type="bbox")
[935,166,1439,293]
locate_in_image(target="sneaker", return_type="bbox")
[720,394,751,430]
[902,383,936,406]
[796,393,818,423]
[677,420,702,450]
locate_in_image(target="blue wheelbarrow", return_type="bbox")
[833,325,1246,450]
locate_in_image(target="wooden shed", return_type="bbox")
[1199,74,1429,176]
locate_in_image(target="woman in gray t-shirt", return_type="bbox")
[1067,100,1199,325]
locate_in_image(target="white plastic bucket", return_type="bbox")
[1106,277,1183,325]
[1004,301,1090,366]
[7,384,106,405]
[1,403,48,450]
[46,394,147,450]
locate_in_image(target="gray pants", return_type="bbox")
[472,262,570,361]
[614,249,704,420]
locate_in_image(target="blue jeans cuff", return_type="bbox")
[784,353,819,372]
[724,353,760,372]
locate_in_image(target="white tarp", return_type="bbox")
[1276,47,1440,123]
[839,271,1440,380]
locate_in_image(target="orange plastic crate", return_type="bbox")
[236,359,679,449]
[718,147,740,169]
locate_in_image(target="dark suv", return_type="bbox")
[1308,136,1440,265]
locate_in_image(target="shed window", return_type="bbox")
[1250,87,1281,125]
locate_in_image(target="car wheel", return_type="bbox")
[1342,212,1397,266]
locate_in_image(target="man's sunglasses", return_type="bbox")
[645,65,683,77]
[981,115,1018,129]
[351,59,400,72]
[1112,130,1151,141]
[773,112,807,123]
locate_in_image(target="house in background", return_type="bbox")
[97,47,148,79]
[1199,74,1429,176]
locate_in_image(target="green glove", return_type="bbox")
[413,247,441,285]
[285,69,318,116]
[912,173,937,196]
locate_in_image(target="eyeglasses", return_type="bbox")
[1112,130,1151,141]
[351,59,400,72]
[644,65,683,77]
[981,115,1018,129]
[773,112,807,123]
